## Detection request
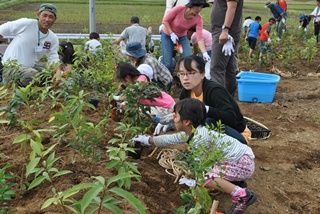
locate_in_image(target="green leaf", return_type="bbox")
[13,134,31,144]
[30,139,42,156]
[28,175,46,189]
[52,170,73,178]
[109,187,146,214]
[80,185,103,213]
[26,157,40,177]
[105,160,120,169]
[106,173,140,187]
[103,203,123,214]
[41,198,58,209]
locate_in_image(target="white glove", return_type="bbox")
[267,38,271,43]
[179,178,196,187]
[113,95,120,101]
[304,28,307,32]
[170,32,179,44]
[202,52,211,61]
[205,105,209,113]
[221,35,234,56]
[298,26,301,29]
[131,135,151,147]
[159,24,164,33]
[281,18,286,24]
[153,123,169,135]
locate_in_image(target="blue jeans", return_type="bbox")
[161,33,192,74]
[205,118,247,145]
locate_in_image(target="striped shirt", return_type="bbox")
[153,126,254,161]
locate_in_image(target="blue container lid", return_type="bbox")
[236,71,280,83]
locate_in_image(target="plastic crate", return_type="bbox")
[236,72,280,103]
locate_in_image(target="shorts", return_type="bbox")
[260,40,271,54]
[205,154,255,185]
[247,37,257,49]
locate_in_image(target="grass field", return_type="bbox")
[0,0,318,34]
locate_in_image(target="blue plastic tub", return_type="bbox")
[236,71,280,103]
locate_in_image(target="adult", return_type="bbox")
[124,41,172,91]
[0,3,61,87]
[311,0,320,44]
[176,55,251,145]
[265,1,287,40]
[187,26,212,57]
[210,0,243,96]
[161,0,211,75]
[245,16,262,58]
[242,16,254,35]
[259,18,276,62]
[85,32,103,55]
[113,16,152,50]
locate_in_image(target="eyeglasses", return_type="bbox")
[177,71,198,78]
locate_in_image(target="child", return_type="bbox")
[299,14,311,31]
[132,98,257,214]
[85,32,103,55]
[113,62,175,125]
[259,18,276,62]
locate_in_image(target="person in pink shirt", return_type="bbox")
[187,26,212,57]
[160,0,211,74]
[113,62,175,121]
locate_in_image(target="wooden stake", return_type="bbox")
[209,200,219,214]
[148,147,158,157]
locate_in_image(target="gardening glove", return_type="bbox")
[298,26,301,29]
[153,123,170,135]
[267,38,272,43]
[117,101,127,113]
[179,178,196,187]
[131,135,151,147]
[304,28,307,32]
[202,52,211,61]
[170,32,179,44]
[159,23,164,33]
[281,18,286,24]
[221,35,234,56]
[113,95,121,101]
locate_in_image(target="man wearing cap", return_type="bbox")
[113,16,152,50]
[310,0,320,44]
[265,1,287,40]
[210,0,243,96]
[0,3,62,87]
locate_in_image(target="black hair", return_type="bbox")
[59,41,75,64]
[115,62,141,81]
[174,98,206,128]
[255,16,261,21]
[188,25,196,32]
[89,32,100,40]
[176,55,205,74]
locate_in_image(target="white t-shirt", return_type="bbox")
[85,39,103,55]
[311,6,320,23]
[0,18,59,67]
[243,19,254,29]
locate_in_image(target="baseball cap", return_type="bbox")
[130,16,140,23]
[39,3,57,16]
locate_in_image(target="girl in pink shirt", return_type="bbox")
[114,62,175,118]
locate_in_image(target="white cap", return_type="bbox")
[137,64,153,81]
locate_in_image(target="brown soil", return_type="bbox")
[0,2,320,214]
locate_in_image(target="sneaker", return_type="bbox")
[225,188,257,214]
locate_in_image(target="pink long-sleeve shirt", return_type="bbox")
[162,5,204,42]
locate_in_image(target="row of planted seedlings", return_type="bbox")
[0,40,229,214]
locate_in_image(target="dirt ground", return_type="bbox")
[0,2,320,214]
[1,56,320,214]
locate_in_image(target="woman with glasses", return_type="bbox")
[176,55,251,145]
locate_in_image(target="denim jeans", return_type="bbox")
[205,118,247,145]
[161,33,192,74]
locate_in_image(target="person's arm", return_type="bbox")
[113,36,124,45]
[197,40,207,55]
[245,27,250,38]
[192,43,199,55]
[164,0,175,17]
[219,1,238,44]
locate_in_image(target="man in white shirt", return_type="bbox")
[0,3,62,87]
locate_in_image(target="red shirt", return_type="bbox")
[260,23,271,41]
